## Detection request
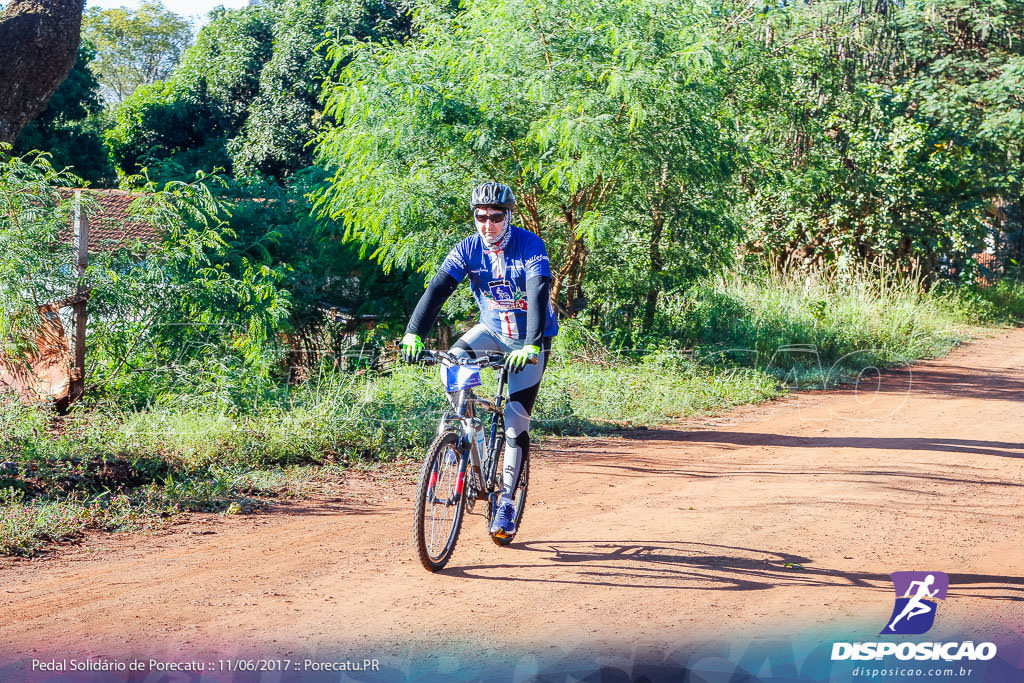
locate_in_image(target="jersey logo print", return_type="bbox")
[525,253,548,269]
[484,279,528,311]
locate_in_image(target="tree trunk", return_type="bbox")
[548,177,613,317]
[642,213,664,333]
[551,233,587,317]
[642,163,669,332]
[0,0,84,144]
[518,188,543,237]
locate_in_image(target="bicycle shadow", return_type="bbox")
[443,540,1024,601]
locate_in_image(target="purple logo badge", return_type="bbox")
[881,571,949,635]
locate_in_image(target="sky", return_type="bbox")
[85,0,251,28]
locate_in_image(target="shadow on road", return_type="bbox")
[445,540,1024,602]
[872,365,1024,403]
[267,499,382,517]
[627,431,1024,460]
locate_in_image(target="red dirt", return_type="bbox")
[2,328,1023,668]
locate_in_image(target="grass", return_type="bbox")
[0,486,171,555]
[0,491,89,555]
[971,278,1024,321]
[2,267,1022,555]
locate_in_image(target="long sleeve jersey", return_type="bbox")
[406,226,559,345]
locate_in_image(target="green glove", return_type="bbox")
[507,344,540,373]
[401,333,424,363]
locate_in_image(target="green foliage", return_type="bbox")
[899,0,1024,185]
[83,0,193,104]
[104,5,275,179]
[672,267,970,375]
[733,0,1024,271]
[82,172,293,409]
[314,0,739,318]
[217,169,423,349]
[231,0,413,179]
[0,490,89,556]
[948,279,1024,323]
[12,45,115,186]
[0,149,79,355]
[0,148,291,410]
[104,0,413,182]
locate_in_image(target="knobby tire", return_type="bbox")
[414,432,468,572]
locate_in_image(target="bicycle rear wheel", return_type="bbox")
[414,431,468,571]
[488,451,529,546]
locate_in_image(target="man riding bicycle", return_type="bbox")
[401,182,558,538]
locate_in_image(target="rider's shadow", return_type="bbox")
[444,540,1024,601]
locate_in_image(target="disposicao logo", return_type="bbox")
[831,570,998,663]
[881,571,948,635]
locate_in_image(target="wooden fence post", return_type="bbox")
[69,190,89,404]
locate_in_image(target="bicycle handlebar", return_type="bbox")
[420,349,520,369]
[393,341,537,368]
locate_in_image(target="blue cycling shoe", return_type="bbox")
[489,496,517,537]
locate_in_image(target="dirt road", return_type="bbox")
[2,329,1023,675]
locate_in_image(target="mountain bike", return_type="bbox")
[412,349,534,572]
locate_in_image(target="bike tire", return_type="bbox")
[488,451,529,546]
[414,432,468,572]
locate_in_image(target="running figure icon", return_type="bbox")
[881,571,949,635]
[888,574,938,631]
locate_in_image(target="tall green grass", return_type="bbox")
[662,266,988,372]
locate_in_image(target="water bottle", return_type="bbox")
[472,418,486,460]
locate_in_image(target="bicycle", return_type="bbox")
[410,348,535,572]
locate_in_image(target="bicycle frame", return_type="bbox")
[425,351,509,506]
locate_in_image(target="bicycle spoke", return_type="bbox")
[415,425,474,571]
[425,445,461,560]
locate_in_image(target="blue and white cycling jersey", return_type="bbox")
[439,226,559,340]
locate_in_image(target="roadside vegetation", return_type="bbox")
[3,0,1024,554]
[3,259,1021,555]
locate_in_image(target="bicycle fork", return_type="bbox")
[461,417,491,502]
[427,421,487,506]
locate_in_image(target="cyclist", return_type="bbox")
[401,182,558,538]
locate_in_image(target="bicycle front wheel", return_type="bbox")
[414,431,468,571]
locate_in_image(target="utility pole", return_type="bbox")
[69,190,89,404]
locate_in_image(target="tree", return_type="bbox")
[82,0,192,104]
[0,148,292,407]
[104,4,276,180]
[231,0,414,179]
[103,0,414,183]
[220,169,424,361]
[13,43,116,186]
[896,0,1024,265]
[0,0,84,144]
[726,0,1022,275]
[313,0,739,328]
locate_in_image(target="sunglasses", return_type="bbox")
[474,210,506,224]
